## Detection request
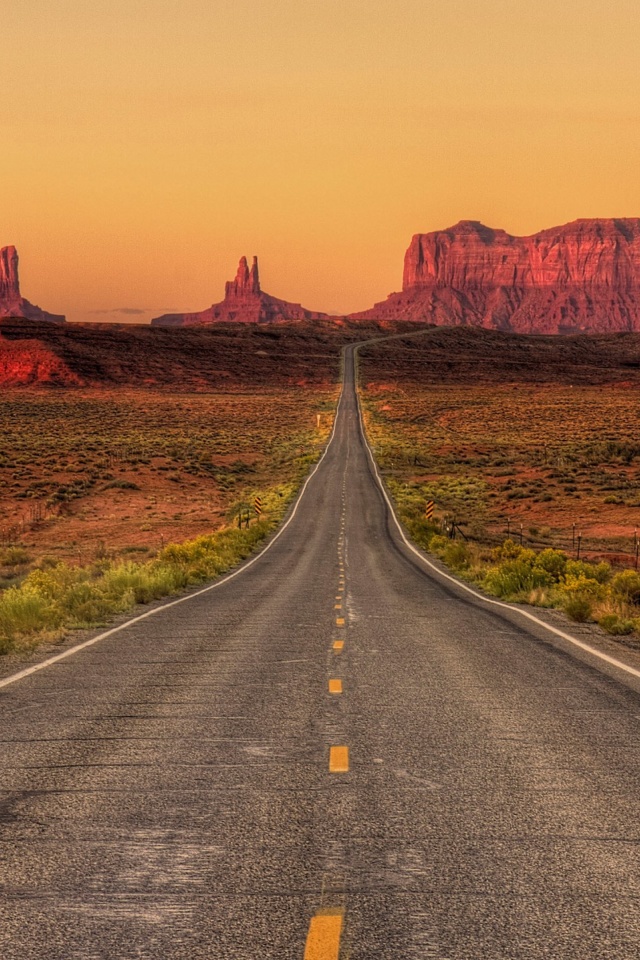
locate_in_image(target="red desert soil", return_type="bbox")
[359,327,640,561]
[2,321,639,578]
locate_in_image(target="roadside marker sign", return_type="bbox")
[425,500,435,520]
[254,496,263,517]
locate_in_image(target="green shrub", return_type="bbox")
[598,613,636,636]
[428,535,449,554]
[562,573,606,600]
[565,559,611,584]
[492,539,526,561]
[564,595,593,622]
[0,586,60,639]
[482,560,552,599]
[534,548,567,579]
[610,570,640,603]
[443,542,471,569]
[0,547,31,568]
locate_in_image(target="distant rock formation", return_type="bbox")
[0,246,20,300]
[350,219,640,333]
[152,255,331,326]
[225,255,261,299]
[0,246,66,323]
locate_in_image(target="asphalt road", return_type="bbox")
[1,346,640,959]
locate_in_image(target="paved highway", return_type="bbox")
[1,346,640,959]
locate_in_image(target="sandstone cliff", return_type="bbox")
[152,256,331,326]
[0,246,66,323]
[350,219,640,333]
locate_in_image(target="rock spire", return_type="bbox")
[152,254,330,326]
[0,246,20,300]
[0,246,65,323]
[224,256,261,299]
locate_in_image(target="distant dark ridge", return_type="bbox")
[2,319,640,389]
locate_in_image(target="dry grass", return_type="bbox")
[0,386,338,588]
[360,382,640,562]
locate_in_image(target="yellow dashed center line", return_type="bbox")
[335,617,345,626]
[334,604,342,610]
[332,640,344,652]
[304,911,344,960]
[329,678,343,694]
[329,745,350,773]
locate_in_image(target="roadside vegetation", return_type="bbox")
[0,387,338,656]
[0,476,309,656]
[386,478,640,641]
[359,333,640,645]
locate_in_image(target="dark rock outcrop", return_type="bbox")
[350,219,640,333]
[152,256,331,326]
[0,246,66,323]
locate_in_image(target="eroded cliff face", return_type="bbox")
[224,255,261,299]
[0,246,20,300]
[0,246,66,323]
[352,219,640,332]
[152,255,331,326]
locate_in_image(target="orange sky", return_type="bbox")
[3,0,640,322]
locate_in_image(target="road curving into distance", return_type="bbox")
[1,345,639,959]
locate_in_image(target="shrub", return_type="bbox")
[104,479,141,490]
[0,547,31,568]
[598,613,636,636]
[482,560,552,599]
[564,595,593,622]
[534,548,567,579]
[565,560,611,585]
[492,539,525,561]
[610,570,640,603]
[0,586,59,639]
[562,573,606,600]
[443,542,471,569]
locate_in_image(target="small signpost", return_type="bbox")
[254,496,263,518]
[425,500,435,521]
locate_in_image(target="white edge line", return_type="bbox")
[0,375,347,691]
[352,343,640,683]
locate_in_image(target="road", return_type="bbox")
[1,345,640,959]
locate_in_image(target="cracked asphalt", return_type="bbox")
[1,346,639,959]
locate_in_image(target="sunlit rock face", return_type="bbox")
[152,256,331,326]
[0,246,20,300]
[350,219,640,332]
[0,246,66,323]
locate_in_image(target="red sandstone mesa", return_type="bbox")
[0,246,65,323]
[152,256,331,326]
[350,219,640,333]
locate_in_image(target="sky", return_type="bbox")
[2,0,640,322]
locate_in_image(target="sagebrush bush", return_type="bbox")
[0,547,31,568]
[564,595,594,622]
[482,560,552,599]
[598,613,635,636]
[0,586,60,639]
[610,570,640,602]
